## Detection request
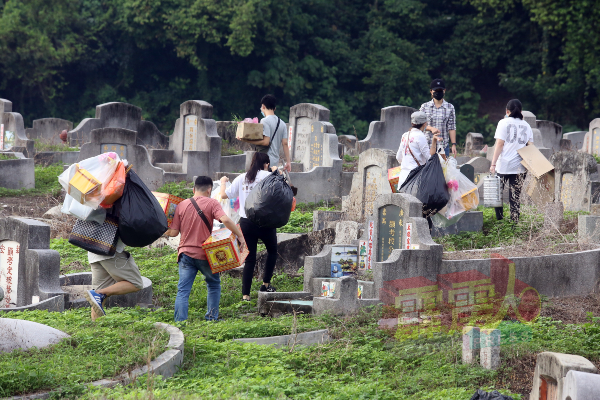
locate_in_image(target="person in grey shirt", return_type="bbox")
[238,94,291,172]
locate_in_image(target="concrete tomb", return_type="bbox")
[465,132,485,156]
[68,102,169,149]
[357,105,416,154]
[563,131,587,151]
[0,153,35,190]
[78,127,165,190]
[342,148,399,222]
[562,370,600,400]
[26,118,73,146]
[549,151,598,212]
[0,98,34,158]
[529,352,598,400]
[0,318,70,353]
[536,119,563,152]
[582,118,600,157]
[288,103,331,163]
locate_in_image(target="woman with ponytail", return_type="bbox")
[219,152,278,301]
[490,99,534,222]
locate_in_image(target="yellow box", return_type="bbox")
[68,166,101,204]
[202,226,249,273]
[388,166,402,193]
[236,122,264,140]
[460,187,479,211]
[152,192,184,227]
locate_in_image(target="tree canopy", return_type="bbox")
[0,0,597,142]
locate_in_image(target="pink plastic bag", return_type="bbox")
[242,117,259,123]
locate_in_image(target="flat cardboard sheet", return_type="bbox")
[518,145,554,178]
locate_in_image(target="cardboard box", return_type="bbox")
[152,192,184,227]
[517,144,555,207]
[68,166,101,204]
[202,226,249,273]
[388,166,402,193]
[236,122,263,140]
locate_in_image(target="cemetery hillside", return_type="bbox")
[3,0,600,399]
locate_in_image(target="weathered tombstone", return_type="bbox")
[459,164,475,183]
[522,111,553,158]
[342,148,398,222]
[536,119,563,152]
[563,131,587,151]
[68,102,168,149]
[78,128,164,190]
[583,118,600,156]
[529,352,598,400]
[338,135,358,157]
[26,118,73,146]
[0,98,34,157]
[549,152,597,212]
[0,155,34,189]
[465,132,484,155]
[480,328,501,370]
[559,139,572,151]
[334,221,359,244]
[563,370,600,400]
[466,157,491,174]
[0,217,63,309]
[288,103,330,163]
[357,106,416,154]
[301,121,337,171]
[462,326,480,364]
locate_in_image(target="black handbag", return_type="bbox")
[68,214,119,256]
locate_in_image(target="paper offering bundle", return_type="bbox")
[152,192,184,227]
[236,118,263,140]
[202,226,249,273]
[388,166,402,193]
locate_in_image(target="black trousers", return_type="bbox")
[239,217,278,296]
[495,173,527,223]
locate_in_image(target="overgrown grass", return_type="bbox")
[155,181,194,199]
[0,164,64,197]
[7,240,600,399]
[34,139,79,152]
[433,205,587,252]
[0,153,17,160]
[0,309,169,397]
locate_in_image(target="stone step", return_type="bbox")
[264,299,314,316]
[156,163,183,173]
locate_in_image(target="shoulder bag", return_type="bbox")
[256,117,281,154]
[406,130,422,167]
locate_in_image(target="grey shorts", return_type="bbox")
[91,251,144,290]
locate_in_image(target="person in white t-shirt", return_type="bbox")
[396,111,441,188]
[219,152,278,301]
[490,99,534,222]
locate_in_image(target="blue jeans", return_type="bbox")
[444,145,450,157]
[174,253,221,322]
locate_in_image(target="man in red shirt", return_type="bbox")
[164,176,246,321]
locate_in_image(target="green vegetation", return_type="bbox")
[343,155,359,163]
[155,181,194,200]
[278,204,337,234]
[433,205,585,252]
[0,310,169,397]
[4,236,600,398]
[1,0,594,144]
[594,154,600,164]
[34,139,79,152]
[0,153,17,160]
[221,140,244,156]
[0,164,63,197]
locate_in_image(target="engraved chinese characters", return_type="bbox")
[363,165,387,219]
[593,127,600,156]
[184,115,198,151]
[309,123,324,169]
[377,205,404,262]
[102,144,126,159]
[294,117,311,161]
[0,240,20,308]
[561,173,575,209]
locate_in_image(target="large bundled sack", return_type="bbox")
[470,390,514,400]
[114,169,168,247]
[244,171,294,229]
[399,153,449,217]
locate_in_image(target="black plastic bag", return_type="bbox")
[470,389,514,400]
[245,171,294,229]
[399,154,449,217]
[113,169,168,247]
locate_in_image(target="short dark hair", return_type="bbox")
[261,94,277,110]
[412,123,425,129]
[194,176,213,193]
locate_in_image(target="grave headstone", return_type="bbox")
[459,164,475,183]
[529,352,598,400]
[0,98,34,157]
[25,118,73,146]
[536,119,563,152]
[560,139,572,151]
[377,204,404,262]
[0,217,63,308]
[549,151,597,212]
[584,118,600,156]
[334,221,359,244]
[563,370,600,400]
[301,121,337,171]
[462,326,480,364]
[357,106,416,154]
[466,157,491,174]
[338,135,358,157]
[480,329,501,370]
[288,103,330,162]
[342,148,398,222]
[465,132,484,155]
[562,131,587,151]
[68,102,168,149]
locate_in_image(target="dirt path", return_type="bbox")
[0,195,62,219]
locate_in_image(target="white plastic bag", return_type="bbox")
[61,194,107,223]
[211,180,241,229]
[58,153,121,209]
[439,157,480,221]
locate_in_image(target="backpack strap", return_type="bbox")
[190,197,213,232]
[406,130,422,167]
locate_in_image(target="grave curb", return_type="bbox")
[234,329,330,348]
[7,322,184,400]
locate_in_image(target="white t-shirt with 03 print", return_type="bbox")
[494,117,534,175]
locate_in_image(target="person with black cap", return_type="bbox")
[420,79,457,157]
